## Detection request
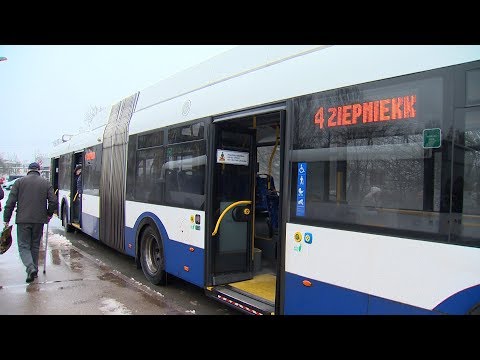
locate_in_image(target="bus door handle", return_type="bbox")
[212,200,252,236]
[232,206,251,222]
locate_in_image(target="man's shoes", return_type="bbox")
[26,270,37,283]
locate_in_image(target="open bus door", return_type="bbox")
[71,151,84,230]
[51,157,59,215]
[206,109,284,315]
[209,123,255,285]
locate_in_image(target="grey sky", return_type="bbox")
[0,45,236,163]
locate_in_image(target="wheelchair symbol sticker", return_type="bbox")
[296,162,307,217]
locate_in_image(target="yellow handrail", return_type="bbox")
[54,189,58,195]
[73,191,79,202]
[212,200,252,236]
[267,125,279,190]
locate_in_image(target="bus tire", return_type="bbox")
[140,225,166,285]
[62,205,73,233]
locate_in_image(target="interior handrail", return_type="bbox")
[212,200,252,236]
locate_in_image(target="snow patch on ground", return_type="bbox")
[99,298,132,315]
[44,232,72,248]
[77,240,89,248]
[129,277,165,297]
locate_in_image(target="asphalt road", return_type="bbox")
[57,218,238,315]
[0,192,237,315]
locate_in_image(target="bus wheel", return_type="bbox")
[140,225,166,285]
[62,206,73,233]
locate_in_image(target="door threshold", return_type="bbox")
[206,285,274,315]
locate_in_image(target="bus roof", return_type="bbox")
[50,45,326,157]
[51,45,480,157]
[135,45,327,112]
[50,124,106,158]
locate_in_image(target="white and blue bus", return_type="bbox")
[50,45,480,315]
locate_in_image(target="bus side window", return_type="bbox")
[165,169,178,192]
[191,169,205,195]
[178,169,204,195]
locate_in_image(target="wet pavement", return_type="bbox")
[0,216,186,315]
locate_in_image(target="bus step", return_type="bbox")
[207,285,274,315]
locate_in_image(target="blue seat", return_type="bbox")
[256,175,270,213]
[255,174,279,233]
[267,191,279,231]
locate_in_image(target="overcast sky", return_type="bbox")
[0,45,237,164]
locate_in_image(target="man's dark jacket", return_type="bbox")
[3,171,57,224]
[0,185,3,212]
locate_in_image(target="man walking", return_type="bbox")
[3,162,57,283]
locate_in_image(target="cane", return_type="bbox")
[43,222,49,274]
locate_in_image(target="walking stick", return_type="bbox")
[43,222,49,274]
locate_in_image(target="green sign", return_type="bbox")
[423,128,441,149]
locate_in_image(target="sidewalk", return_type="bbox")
[0,216,183,315]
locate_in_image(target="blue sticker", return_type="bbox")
[304,232,312,244]
[296,162,307,216]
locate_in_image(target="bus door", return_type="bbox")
[209,123,256,285]
[71,151,84,228]
[51,157,59,211]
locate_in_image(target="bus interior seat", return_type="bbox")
[255,174,279,234]
[256,174,270,213]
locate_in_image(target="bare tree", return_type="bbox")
[34,149,48,167]
[0,153,6,173]
[0,153,21,175]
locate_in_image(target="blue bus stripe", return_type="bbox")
[433,284,480,315]
[284,272,479,315]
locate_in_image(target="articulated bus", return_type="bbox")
[50,45,480,315]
